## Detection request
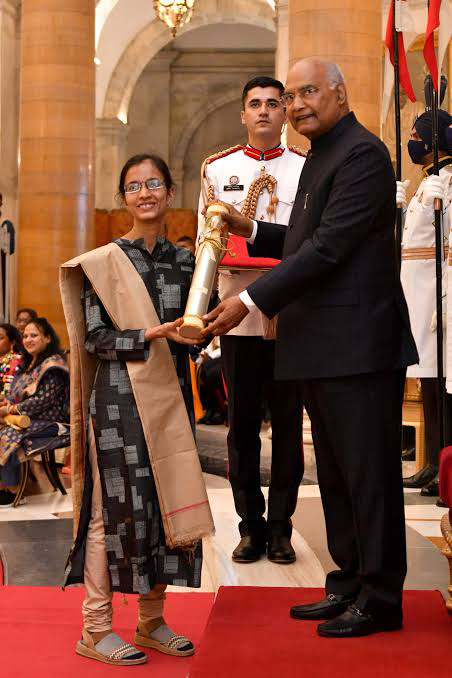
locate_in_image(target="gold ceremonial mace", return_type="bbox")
[179,203,229,339]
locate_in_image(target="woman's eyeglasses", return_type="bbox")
[124,179,165,193]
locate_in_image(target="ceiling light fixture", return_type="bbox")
[153,0,195,38]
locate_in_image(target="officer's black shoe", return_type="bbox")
[267,536,296,564]
[317,605,403,638]
[403,464,438,489]
[207,412,225,426]
[290,593,356,621]
[232,535,266,563]
[401,447,415,461]
[420,475,439,497]
[197,410,214,425]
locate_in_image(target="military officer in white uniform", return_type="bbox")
[398,109,452,497]
[198,76,305,564]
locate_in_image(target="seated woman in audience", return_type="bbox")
[0,317,69,507]
[60,153,213,667]
[15,307,38,336]
[0,323,23,397]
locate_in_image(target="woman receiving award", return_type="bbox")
[60,153,214,666]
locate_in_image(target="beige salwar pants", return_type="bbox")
[82,420,167,632]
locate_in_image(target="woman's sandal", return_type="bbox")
[134,618,195,657]
[76,628,147,666]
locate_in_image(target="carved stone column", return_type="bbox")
[0,0,20,317]
[0,0,20,218]
[96,118,129,210]
[275,0,289,84]
[17,0,95,342]
[288,0,381,144]
[128,50,177,163]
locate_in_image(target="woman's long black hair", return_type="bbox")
[0,323,23,354]
[20,317,65,372]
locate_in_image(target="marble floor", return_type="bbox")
[0,470,449,600]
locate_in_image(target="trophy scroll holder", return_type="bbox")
[179,203,229,340]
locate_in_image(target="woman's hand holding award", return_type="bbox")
[179,203,229,339]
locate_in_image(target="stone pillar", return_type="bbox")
[0,0,20,218]
[95,118,129,210]
[288,0,381,145]
[275,0,289,84]
[0,0,20,318]
[18,0,95,343]
[128,50,177,163]
[170,167,184,209]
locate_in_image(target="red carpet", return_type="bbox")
[189,587,452,678]
[0,586,214,678]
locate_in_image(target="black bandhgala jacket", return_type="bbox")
[247,112,419,381]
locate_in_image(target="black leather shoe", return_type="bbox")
[207,412,225,425]
[290,594,356,620]
[420,475,439,496]
[232,535,266,563]
[403,464,438,489]
[197,410,214,425]
[317,605,403,637]
[401,447,415,461]
[267,536,296,564]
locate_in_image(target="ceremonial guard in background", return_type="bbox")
[198,76,305,564]
[399,110,452,497]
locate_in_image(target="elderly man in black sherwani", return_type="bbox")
[202,58,419,638]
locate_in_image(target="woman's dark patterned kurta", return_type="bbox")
[83,237,202,594]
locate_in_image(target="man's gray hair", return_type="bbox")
[326,62,345,88]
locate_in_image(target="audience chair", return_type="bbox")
[13,435,70,508]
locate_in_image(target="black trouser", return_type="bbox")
[303,369,407,614]
[420,378,452,467]
[221,335,303,539]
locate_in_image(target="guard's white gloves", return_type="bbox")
[422,174,448,207]
[396,180,410,208]
[430,299,447,332]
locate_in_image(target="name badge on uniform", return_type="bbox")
[224,175,244,191]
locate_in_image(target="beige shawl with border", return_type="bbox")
[59,243,214,547]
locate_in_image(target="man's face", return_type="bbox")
[282,61,346,140]
[241,87,287,139]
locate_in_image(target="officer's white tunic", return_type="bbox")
[198,146,305,336]
[401,164,452,379]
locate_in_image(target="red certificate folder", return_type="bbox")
[219,233,280,271]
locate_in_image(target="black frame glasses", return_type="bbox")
[124,179,165,193]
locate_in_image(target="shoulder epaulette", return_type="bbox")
[205,145,244,165]
[288,145,307,157]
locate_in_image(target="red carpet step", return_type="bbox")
[0,586,214,678]
[189,587,452,678]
